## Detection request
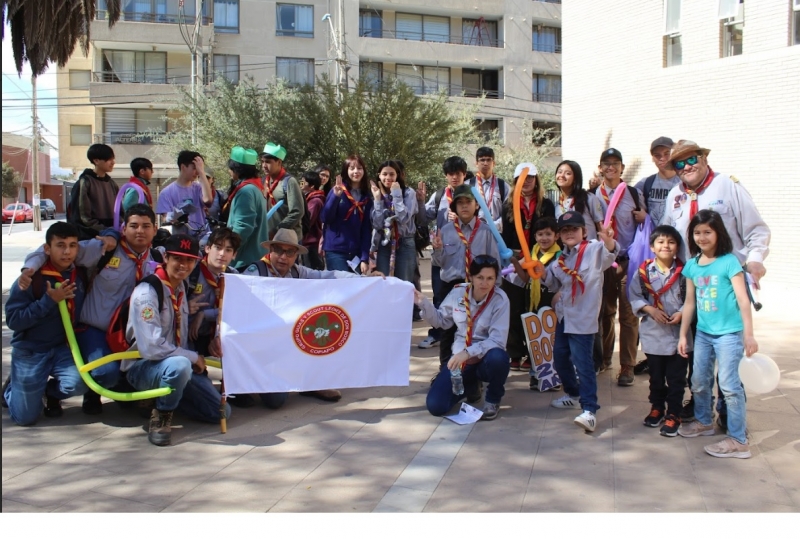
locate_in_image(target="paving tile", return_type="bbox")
[424,473,526,512]
[2,463,116,509]
[614,467,706,512]
[375,485,432,512]
[523,468,615,512]
[53,490,161,512]
[0,498,53,512]
[393,454,454,492]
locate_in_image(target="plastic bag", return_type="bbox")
[626,214,656,300]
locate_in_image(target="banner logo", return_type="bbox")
[293,305,351,356]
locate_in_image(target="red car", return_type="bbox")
[2,203,34,224]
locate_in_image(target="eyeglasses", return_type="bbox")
[473,255,498,265]
[673,155,700,171]
[600,161,622,169]
[271,246,298,257]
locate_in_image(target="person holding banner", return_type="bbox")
[416,256,511,421]
[223,146,269,270]
[544,211,618,432]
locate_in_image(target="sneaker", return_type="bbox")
[1,375,10,408]
[509,358,521,371]
[574,410,596,432]
[551,395,581,409]
[480,402,499,421]
[643,408,665,428]
[617,365,635,386]
[529,377,538,391]
[660,415,681,437]
[678,420,715,438]
[716,414,728,434]
[418,336,440,349]
[148,409,174,446]
[633,359,650,375]
[43,395,63,418]
[704,437,752,459]
[520,358,532,370]
[82,390,103,415]
[680,398,695,422]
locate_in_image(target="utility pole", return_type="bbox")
[191,0,202,144]
[31,75,41,231]
[338,0,347,91]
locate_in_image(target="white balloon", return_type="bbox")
[738,353,780,394]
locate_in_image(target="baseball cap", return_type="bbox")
[600,148,623,163]
[557,211,586,229]
[650,137,674,153]
[164,233,201,259]
[449,184,476,213]
[513,162,538,179]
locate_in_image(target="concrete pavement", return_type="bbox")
[2,229,799,513]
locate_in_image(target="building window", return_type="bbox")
[69,70,91,90]
[360,62,382,87]
[100,50,167,83]
[395,65,450,95]
[395,13,450,43]
[98,0,211,25]
[532,74,561,103]
[462,19,499,47]
[70,125,92,146]
[462,69,500,99]
[359,9,382,38]
[719,0,743,57]
[102,108,167,144]
[533,25,561,53]
[472,119,500,143]
[204,54,239,83]
[276,4,313,38]
[664,0,682,66]
[214,0,239,33]
[793,0,800,45]
[277,57,315,87]
[532,121,561,147]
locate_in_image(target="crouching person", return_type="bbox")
[123,234,230,446]
[4,223,88,425]
[415,256,511,421]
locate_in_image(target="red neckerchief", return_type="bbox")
[558,241,589,303]
[599,184,618,239]
[520,194,538,245]
[119,239,146,281]
[259,255,282,277]
[478,174,496,208]
[342,185,368,222]
[464,284,496,347]
[222,178,263,218]
[444,186,454,205]
[305,189,326,203]
[266,169,287,205]
[452,218,481,278]
[41,262,78,322]
[639,259,684,311]
[558,191,574,213]
[128,176,153,206]
[154,265,183,345]
[680,167,715,220]
[199,258,221,306]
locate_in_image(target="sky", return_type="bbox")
[2,21,74,175]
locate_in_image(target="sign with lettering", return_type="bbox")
[521,306,561,391]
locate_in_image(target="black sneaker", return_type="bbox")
[633,359,650,375]
[82,390,103,415]
[1,375,10,408]
[529,377,538,391]
[43,395,63,418]
[680,398,695,422]
[643,408,665,428]
[660,414,681,437]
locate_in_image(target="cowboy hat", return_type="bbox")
[260,228,308,255]
[670,140,711,164]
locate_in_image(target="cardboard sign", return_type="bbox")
[521,306,561,391]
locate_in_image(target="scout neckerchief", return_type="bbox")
[520,194,538,246]
[452,217,481,278]
[680,167,715,221]
[128,176,153,206]
[478,174,496,210]
[444,186,454,205]
[199,258,221,306]
[639,258,684,311]
[464,284,496,348]
[259,255,282,277]
[154,265,183,346]
[558,191,574,214]
[41,262,78,323]
[530,243,561,310]
[222,177,263,219]
[558,240,589,303]
[342,185,368,222]
[599,184,618,239]
[266,169,288,205]
[119,239,146,281]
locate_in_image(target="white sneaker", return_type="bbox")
[418,336,440,349]
[551,395,581,409]
[574,410,596,432]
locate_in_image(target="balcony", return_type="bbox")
[96,9,212,25]
[88,78,186,105]
[92,69,191,85]
[532,92,562,104]
[94,133,163,145]
[361,28,503,48]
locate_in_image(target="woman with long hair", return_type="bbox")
[553,160,604,241]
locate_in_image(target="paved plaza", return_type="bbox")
[2,223,799,513]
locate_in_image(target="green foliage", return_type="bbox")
[2,161,22,198]
[481,123,561,191]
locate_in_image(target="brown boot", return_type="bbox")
[148,409,174,446]
[617,365,635,386]
[299,389,342,402]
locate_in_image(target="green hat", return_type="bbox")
[261,142,287,161]
[449,184,476,213]
[230,146,258,166]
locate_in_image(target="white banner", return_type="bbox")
[220,274,414,393]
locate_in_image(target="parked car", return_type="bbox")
[2,203,34,224]
[40,199,57,220]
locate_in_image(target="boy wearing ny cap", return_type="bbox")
[124,234,230,446]
[222,146,269,269]
[260,142,304,241]
[544,212,618,432]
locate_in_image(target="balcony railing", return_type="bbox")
[94,133,163,145]
[361,29,503,48]
[535,0,561,4]
[532,92,562,103]
[533,42,562,53]
[96,9,212,25]
[92,71,191,85]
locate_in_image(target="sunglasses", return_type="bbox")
[473,255,498,265]
[673,155,700,171]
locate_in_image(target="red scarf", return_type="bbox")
[41,262,78,323]
[119,239,146,281]
[599,184,618,239]
[223,178,263,217]
[266,169,288,205]
[638,259,684,311]
[520,194,538,245]
[199,259,221,306]
[342,186,368,222]
[478,174,496,208]
[680,167,715,220]
[464,284,496,347]
[154,265,183,345]
[558,241,589,302]
[453,218,481,278]
[444,186,454,205]
[128,176,153,206]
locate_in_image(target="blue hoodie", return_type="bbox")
[320,188,374,263]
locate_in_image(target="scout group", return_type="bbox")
[3,136,769,458]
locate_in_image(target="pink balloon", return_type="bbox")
[602,182,628,228]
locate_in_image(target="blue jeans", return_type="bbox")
[376,236,417,283]
[552,321,599,413]
[692,330,746,444]
[427,265,444,341]
[426,347,510,416]
[76,325,121,389]
[5,345,87,426]
[325,251,359,273]
[259,392,289,409]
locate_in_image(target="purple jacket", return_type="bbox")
[320,188,373,262]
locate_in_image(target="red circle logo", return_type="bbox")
[292,305,352,356]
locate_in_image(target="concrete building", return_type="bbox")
[562,0,800,286]
[1,133,58,211]
[55,0,563,183]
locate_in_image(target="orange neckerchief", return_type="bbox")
[639,259,684,311]
[259,255,282,277]
[154,265,183,345]
[599,184,618,239]
[41,262,77,322]
[452,218,481,279]
[119,239,146,281]
[342,186,368,222]
[558,241,589,303]
[464,284,496,348]
[266,169,288,205]
[222,178,263,218]
[199,258,221,306]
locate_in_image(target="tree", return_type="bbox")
[2,0,120,77]
[2,161,22,199]
[481,123,562,191]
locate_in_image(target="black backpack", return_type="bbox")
[66,176,99,241]
[105,274,165,353]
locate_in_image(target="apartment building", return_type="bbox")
[56,0,563,182]
[562,0,800,286]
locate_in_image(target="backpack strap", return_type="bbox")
[642,174,657,209]
[498,178,507,201]
[186,264,202,297]
[254,259,270,277]
[434,187,444,213]
[140,273,165,313]
[679,274,686,303]
[626,185,642,211]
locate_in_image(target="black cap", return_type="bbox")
[600,148,623,163]
[650,136,674,153]
[557,211,586,229]
[164,233,201,259]
[449,184,476,213]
